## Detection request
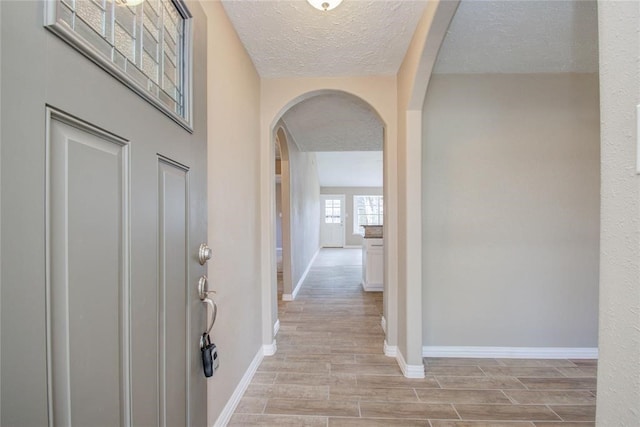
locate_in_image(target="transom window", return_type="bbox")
[45,0,192,130]
[354,195,383,235]
[324,199,342,224]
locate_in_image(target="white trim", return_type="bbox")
[362,281,383,292]
[422,346,599,359]
[212,346,264,427]
[344,245,362,249]
[384,340,397,357]
[381,316,387,334]
[281,248,319,301]
[263,340,278,357]
[396,348,425,379]
[273,319,280,337]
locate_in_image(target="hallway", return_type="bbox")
[229,249,597,426]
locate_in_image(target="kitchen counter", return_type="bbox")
[362,237,383,291]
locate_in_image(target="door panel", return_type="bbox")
[158,157,189,427]
[48,114,129,427]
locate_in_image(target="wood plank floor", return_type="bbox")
[229,248,597,426]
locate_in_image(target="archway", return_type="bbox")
[259,83,398,361]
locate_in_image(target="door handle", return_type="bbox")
[198,275,215,300]
[202,297,217,336]
[198,275,217,336]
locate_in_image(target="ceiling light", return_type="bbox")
[307,0,343,11]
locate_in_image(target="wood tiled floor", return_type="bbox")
[229,249,597,426]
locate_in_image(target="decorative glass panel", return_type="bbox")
[114,22,135,63]
[46,0,191,128]
[75,0,106,36]
[143,51,159,83]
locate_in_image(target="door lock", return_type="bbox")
[198,243,212,265]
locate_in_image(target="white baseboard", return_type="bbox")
[282,248,319,301]
[273,319,280,337]
[213,346,264,427]
[344,245,362,249]
[422,346,599,359]
[384,339,397,357]
[396,348,425,379]
[263,340,277,356]
[381,316,387,334]
[362,281,383,292]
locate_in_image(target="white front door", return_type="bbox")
[1,1,208,425]
[320,195,345,247]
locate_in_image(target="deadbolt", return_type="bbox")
[198,243,212,265]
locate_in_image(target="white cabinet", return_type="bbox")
[362,238,383,291]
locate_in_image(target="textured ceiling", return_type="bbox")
[282,92,383,151]
[241,0,597,187]
[433,0,599,74]
[315,152,382,187]
[220,0,428,78]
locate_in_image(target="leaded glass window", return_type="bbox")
[45,0,192,130]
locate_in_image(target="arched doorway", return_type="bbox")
[260,87,397,360]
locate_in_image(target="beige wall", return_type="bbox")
[395,0,459,370]
[597,2,640,424]
[202,2,262,424]
[422,73,600,347]
[280,124,321,294]
[321,187,383,247]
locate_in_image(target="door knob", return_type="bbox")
[198,243,212,265]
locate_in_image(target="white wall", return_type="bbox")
[597,2,640,424]
[202,2,262,424]
[321,187,383,247]
[280,124,321,291]
[422,73,600,348]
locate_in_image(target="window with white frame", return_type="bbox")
[353,195,383,235]
[45,0,192,129]
[324,199,342,224]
